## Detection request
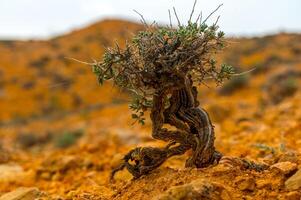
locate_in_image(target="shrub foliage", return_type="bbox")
[92,12,234,124]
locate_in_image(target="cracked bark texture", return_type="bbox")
[95,19,234,181]
[110,76,222,181]
[151,75,221,168]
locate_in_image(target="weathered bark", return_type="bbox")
[111,76,221,180]
[153,76,221,168]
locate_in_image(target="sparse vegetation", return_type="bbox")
[54,129,84,148]
[29,55,51,68]
[92,3,235,179]
[16,133,52,149]
[263,70,300,104]
[0,7,301,200]
[218,72,250,95]
[0,40,15,48]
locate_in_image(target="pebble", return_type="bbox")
[153,179,230,200]
[235,177,256,191]
[39,172,52,181]
[285,169,301,190]
[271,162,297,175]
[256,179,272,189]
[285,191,301,200]
[0,164,24,182]
[0,187,41,200]
[278,152,299,163]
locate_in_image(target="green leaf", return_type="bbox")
[132,114,139,119]
[138,119,145,125]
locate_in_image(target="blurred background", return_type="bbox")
[0,1,301,198]
[0,0,300,39]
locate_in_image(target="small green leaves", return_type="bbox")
[131,113,139,119]
[129,94,152,125]
[131,111,145,125]
[210,59,217,65]
[216,64,235,83]
[92,65,104,85]
[199,23,208,32]
[91,11,231,127]
[217,31,225,38]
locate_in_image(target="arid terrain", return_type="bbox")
[0,19,301,199]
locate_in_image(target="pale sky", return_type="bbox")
[0,0,300,39]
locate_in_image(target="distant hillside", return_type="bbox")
[0,20,142,121]
[0,19,300,122]
[0,19,301,199]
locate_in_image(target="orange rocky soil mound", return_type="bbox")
[0,20,301,199]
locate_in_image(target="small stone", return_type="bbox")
[285,169,301,190]
[154,184,194,200]
[212,164,234,176]
[0,164,24,182]
[278,152,299,163]
[153,179,230,200]
[271,162,297,175]
[256,179,272,189]
[40,172,52,180]
[285,191,301,200]
[0,187,41,200]
[59,156,79,171]
[235,177,256,191]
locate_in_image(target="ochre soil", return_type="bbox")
[0,20,301,199]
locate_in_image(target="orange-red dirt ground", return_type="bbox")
[0,20,301,199]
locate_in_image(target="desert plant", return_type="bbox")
[54,129,83,148]
[16,132,53,149]
[90,2,235,179]
[16,133,39,148]
[218,67,250,95]
[262,70,300,104]
[29,55,50,68]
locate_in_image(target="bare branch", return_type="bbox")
[189,0,198,23]
[150,20,157,27]
[202,4,223,25]
[196,11,202,24]
[232,67,257,77]
[173,7,181,27]
[168,9,173,28]
[213,15,220,26]
[133,9,148,27]
[203,68,256,81]
[65,57,96,66]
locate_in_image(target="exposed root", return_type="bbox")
[219,156,269,172]
[111,76,222,181]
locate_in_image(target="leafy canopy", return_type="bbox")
[92,5,234,124]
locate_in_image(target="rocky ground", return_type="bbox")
[0,20,301,199]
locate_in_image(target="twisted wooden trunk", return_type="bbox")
[111,76,222,180]
[151,76,221,168]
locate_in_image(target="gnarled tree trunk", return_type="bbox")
[111,76,222,180]
[151,75,221,168]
